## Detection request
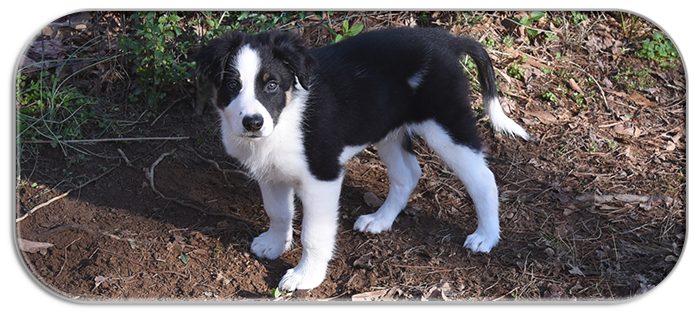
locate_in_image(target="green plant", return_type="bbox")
[636,31,679,64]
[542,90,557,102]
[518,11,546,40]
[503,35,514,48]
[482,36,496,48]
[545,31,559,43]
[238,11,295,31]
[323,19,364,43]
[195,11,238,43]
[507,62,526,80]
[271,288,286,298]
[119,11,196,107]
[461,56,480,91]
[16,70,100,150]
[571,11,588,25]
[587,141,599,152]
[571,92,586,106]
[613,67,657,92]
[467,14,484,26]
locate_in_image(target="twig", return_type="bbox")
[16,164,119,223]
[117,148,133,166]
[23,136,190,144]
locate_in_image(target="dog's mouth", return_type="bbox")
[242,132,264,139]
[240,129,270,139]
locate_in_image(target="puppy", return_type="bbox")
[195,27,528,292]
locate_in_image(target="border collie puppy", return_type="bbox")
[195,27,528,292]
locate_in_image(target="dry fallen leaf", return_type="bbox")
[17,238,54,255]
[352,253,374,270]
[421,282,454,301]
[629,93,657,107]
[363,192,384,208]
[613,123,641,137]
[526,110,557,124]
[94,275,110,289]
[569,266,586,276]
[568,78,583,94]
[351,289,388,301]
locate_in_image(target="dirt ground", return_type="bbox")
[15,11,685,301]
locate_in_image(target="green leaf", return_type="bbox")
[653,31,665,41]
[322,23,338,37]
[531,11,546,21]
[520,15,531,26]
[347,23,364,36]
[271,288,284,298]
[179,253,188,264]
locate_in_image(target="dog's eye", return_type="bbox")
[266,81,279,92]
[227,81,240,91]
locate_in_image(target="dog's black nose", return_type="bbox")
[242,114,264,132]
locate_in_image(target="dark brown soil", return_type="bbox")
[15,11,685,302]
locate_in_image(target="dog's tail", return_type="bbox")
[454,36,529,140]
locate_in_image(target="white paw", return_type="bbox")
[353,213,393,234]
[250,230,291,260]
[278,265,327,291]
[463,230,499,253]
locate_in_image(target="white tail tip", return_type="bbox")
[485,98,529,140]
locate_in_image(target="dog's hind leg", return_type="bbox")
[354,129,421,234]
[416,120,500,252]
[279,176,343,291]
[250,182,295,260]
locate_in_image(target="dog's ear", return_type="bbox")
[195,32,246,88]
[270,31,317,90]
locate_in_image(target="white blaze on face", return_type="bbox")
[224,45,275,138]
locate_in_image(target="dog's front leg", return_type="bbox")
[251,182,295,260]
[278,176,343,291]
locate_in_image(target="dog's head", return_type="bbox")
[195,31,317,138]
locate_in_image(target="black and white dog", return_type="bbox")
[195,27,528,291]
